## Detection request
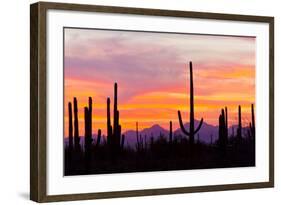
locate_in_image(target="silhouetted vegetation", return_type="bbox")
[64,61,255,176]
[178,62,203,149]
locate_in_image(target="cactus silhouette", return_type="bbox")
[96,129,101,147]
[112,83,122,150]
[113,83,118,147]
[225,106,228,139]
[73,97,80,151]
[84,107,92,160]
[105,83,122,154]
[136,122,140,151]
[118,124,122,147]
[106,97,113,146]
[169,121,173,144]
[218,108,228,151]
[178,62,203,146]
[237,105,242,139]
[68,102,73,150]
[135,122,144,151]
[64,76,255,175]
[88,97,92,138]
[251,104,255,139]
[84,98,93,157]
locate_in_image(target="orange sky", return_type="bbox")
[64,28,255,137]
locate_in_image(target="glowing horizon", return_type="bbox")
[64,28,255,137]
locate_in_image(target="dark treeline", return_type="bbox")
[64,62,255,176]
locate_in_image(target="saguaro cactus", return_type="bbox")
[136,122,139,150]
[113,83,118,140]
[84,104,93,155]
[96,129,101,147]
[218,109,227,150]
[84,107,92,157]
[225,106,228,139]
[118,124,121,141]
[178,62,203,146]
[237,105,242,139]
[107,97,113,146]
[73,97,80,150]
[106,83,122,154]
[68,102,73,150]
[88,97,92,138]
[169,121,173,144]
[136,122,144,151]
[251,104,255,139]
[113,83,122,150]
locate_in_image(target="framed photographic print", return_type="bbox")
[30,1,274,202]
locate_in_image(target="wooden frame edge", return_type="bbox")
[269,17,274,188]
[30,2,48,202]
[30,1,274,202]
[30,2,39,202]
[40,181,273,203]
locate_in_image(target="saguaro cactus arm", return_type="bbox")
[194,118,204,134]
[178,111,203,136]
[178,110,190,136]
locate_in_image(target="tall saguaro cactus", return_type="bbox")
[237,105,242,139]
[178,61,203,146]
[88,97,92,139]
[68,102,73,150]
[84,107,91,158]
[136,122,139,147]
[107,97,113,146]
[136,122,142,151]
[251,104,255,139]
[225,106,228,139]
[218,109,228,150]
[113,83,121,150]
[113,83,118,139]
[106,83,122,153]
[84,99,93,156]
[73,97,80,150]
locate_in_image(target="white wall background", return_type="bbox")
[0,0,279,204]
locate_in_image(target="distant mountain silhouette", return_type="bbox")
[123,120,250,146]
[174,120,250,143]
[64,121,250,148]
[123,124,169,147]
[142,124,169,136]
[123,120,217,146]
[174,119,218,143]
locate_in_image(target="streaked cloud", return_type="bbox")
[64,28,255,136]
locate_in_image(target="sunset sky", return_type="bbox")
[64,28,255,137]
